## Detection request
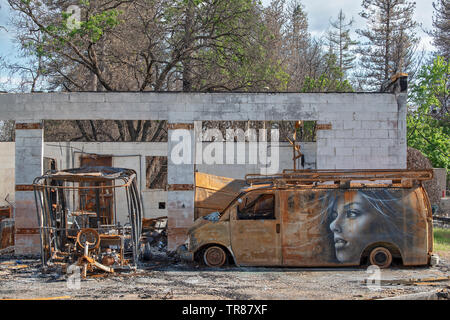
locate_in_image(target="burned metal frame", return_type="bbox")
[33,166,142,274]
[246,169,434,187]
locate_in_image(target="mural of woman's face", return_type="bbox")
[329,191,377,263]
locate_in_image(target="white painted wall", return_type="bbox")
[44,142,168,223]
[0,142,15,206]
[196,142,316,179]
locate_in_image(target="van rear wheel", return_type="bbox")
[203,246,227,267]
[369,247,392,269]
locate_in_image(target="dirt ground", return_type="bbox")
[0,253,449,300]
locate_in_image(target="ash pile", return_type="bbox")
[140,217,172,261]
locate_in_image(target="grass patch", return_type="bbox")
[434,228,450,252]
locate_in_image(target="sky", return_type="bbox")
[0,0,437,85]
[264,0,436,52]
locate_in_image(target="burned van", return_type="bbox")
[177,170,434,268]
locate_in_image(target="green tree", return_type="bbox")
[301,53,353,92]
[407,56,450,170]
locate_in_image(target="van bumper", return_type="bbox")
[176,244,194,261]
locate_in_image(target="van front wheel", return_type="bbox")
[369,247,392,269]
[203,246,227,267]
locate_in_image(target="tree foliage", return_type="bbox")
[326,9,357,81]
[429,0,450,60]
[407,56,450,170]
[356,0,418,91]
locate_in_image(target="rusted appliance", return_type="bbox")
[33,167,142,277]
[179,169,434,269]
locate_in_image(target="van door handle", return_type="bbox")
[276,224,280,233]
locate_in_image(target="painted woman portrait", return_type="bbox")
[321,189,418,264]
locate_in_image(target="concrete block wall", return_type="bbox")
[0,91,407,253]
[0,142,15,207]
[315,94,406,170]
[14,121,43,255]
[196,142,316,179]
[167,122,196,250]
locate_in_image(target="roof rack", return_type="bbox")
[245,169,433,186]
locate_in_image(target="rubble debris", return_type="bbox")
[1,296,71,301]
[360,275,450,286]
[140,216,168,261]
[407,147,442,206]
[430,254,440,266]
[0,246,14,255]
[377,289,449,300]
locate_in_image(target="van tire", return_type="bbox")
[369,247,393,269]
[203,246,227,267]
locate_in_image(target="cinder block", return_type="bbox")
[316,130,334,139]
[388,130,398,139]
[334,130,354,139]
[361,121,381,129]
[169,103,187,113]
[377,112,398,120]
[330,120,344,130]
[316,155,337,170]
[104,92,142,103]
[168,112,195,122]
[317,146,335,156]
[68,93,106,103]
[353,112,378,121]
[370,147,388,156]
[343,120,361,130]
[335,147,354,156]
[167,191,194,210]
[334,156,356,169]
[370,130,389,139]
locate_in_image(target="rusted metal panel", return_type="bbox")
[0,206,11,221]
[195,172,246,194]
[279,187,429,266]
[15,228,40,235]
[281,190,336,266]
[15,184,35,191]
[168,184,194,191]
[316,123,332,130]
[194,172,245,218]
[80,155,114,226]
[229,190,281,266]
[15,122,42,130]
[251,169,434,185]
[0,219,14,249]
[167,123,194,130]
[195,188,236,211]
[189,221,231,252]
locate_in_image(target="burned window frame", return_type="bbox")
[237,193,275,220]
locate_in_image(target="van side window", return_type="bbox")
[237,194,275,220]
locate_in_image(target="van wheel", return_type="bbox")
[203,246,227,267]
[369,247,392,269]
